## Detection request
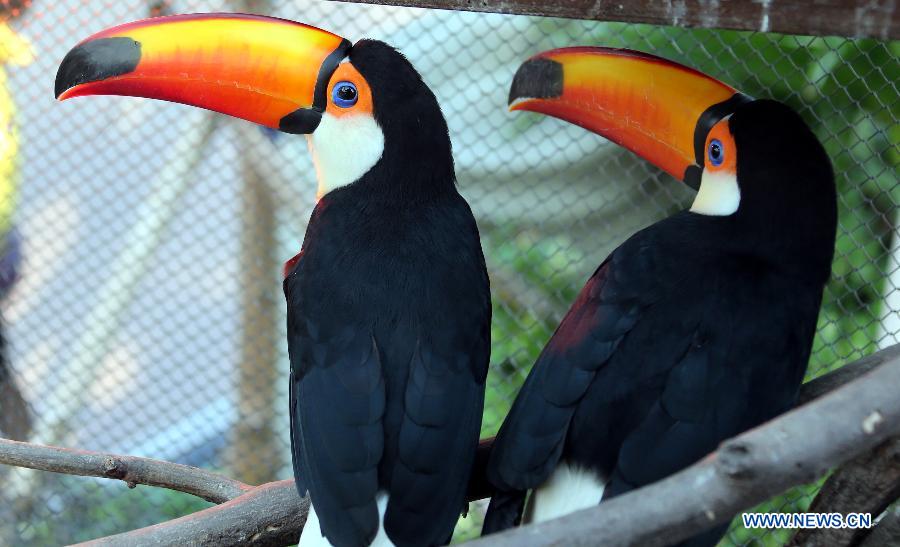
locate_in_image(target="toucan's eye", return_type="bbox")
[332,81,358,108]
[708,139,724,167]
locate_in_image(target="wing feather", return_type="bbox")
[288,312,386,547]
[384,325,489,546]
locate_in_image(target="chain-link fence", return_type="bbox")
[0,0,896,545]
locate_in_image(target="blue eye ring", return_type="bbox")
[332,81,358,108]
[707,138,725,167]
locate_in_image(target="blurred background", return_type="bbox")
[0,0,896,545]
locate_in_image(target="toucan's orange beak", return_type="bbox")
[55,13,350,134]
[508,47,752,188]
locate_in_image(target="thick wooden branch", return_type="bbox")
[330,0,899,40]
[74,480,308,547]
[859,504,900,547]
[467,347,900,547]
[787,436,900,547]
[797,345,900,405]
[0,438,251,504]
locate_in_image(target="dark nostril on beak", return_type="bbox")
[508,58,564,106]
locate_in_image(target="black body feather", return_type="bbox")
[285,41,491,547]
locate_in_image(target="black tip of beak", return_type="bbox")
[55,37,141,99]
[683,165,702,191]
[508,58,563,106]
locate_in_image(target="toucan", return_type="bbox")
[55,14,491,547]
[483,47,837,546]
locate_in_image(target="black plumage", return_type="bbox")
[484,100,837,545]
[284,41,491,547]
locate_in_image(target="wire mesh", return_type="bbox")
[0,0,896,545]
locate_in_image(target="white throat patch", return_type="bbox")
[308,112,385,199]
[690,169,741,216]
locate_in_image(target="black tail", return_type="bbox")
[481,489,527,535]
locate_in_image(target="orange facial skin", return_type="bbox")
[704,118,738,176]
[325,63,374,118]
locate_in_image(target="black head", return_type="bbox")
[714,100,837,272]
[309,39,456,201]
[353,40,455,197]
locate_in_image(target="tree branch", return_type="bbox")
[797,344,900,405]
[859,504,900,547]
[787,436,900,547]
[74,480,308,547]
[0,438,251,504]
[1,346,896,546]
[467,347,900,547]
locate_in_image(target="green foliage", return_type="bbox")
[481,224,588,436]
